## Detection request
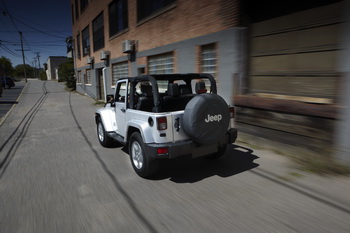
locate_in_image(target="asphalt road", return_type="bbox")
[1,80,350,233]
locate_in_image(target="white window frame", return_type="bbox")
[77,70,82,84]
[85,69,92,85]
[111,62,129,87]
[148,53,174,74]
[200,44,217,78]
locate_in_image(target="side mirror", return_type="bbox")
[106,94,115,107]
[106,94,114,103]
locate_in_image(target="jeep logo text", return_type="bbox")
[205,114,222,123]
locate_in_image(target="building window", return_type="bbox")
[93,12,105,52]
[82,26,90,56]
[109,0,128,37]
[76,33,81,60]
[80,0,88,13]
[77,71,82,83]
[148,53,174,74]
[200,44,217,78]
[112,62,129,86]
[137,0,175,22]
[85,69,92,84]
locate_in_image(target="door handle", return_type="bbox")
[121,108,126,113]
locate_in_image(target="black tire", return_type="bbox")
[129,132,158,178]
[182,93,230,145]
[206,145,227,159]
[97,118,114,147]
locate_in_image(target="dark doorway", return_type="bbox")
[96,68,105,100]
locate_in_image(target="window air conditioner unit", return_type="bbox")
[100,51,110,60]
[122,40,135,53]
[87,56,94,64]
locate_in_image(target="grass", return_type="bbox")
[93,100,105,106]
[290,152,350,176]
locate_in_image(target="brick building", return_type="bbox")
[71,0,350,162]
[71,0,242,104]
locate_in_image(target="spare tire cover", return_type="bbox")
[182,93,229,145]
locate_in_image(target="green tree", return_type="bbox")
[0,56,14,77]
[58,58,75,90]
[13,64,34,80]
[39,69,47,80]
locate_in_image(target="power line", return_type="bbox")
[0,2,20,32]
[10,14,67,39]
[0,43,21,57]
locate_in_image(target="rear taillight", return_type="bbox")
[157,148,169,155]
[157,117,167,130]
[229,107,235,118]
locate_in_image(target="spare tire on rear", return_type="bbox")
[182,93,229,145]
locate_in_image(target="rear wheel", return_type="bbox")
[129,132,158,178]
[97,118,114,147]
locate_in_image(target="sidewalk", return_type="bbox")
[236,132,350,211]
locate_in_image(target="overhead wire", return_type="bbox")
[0,43,21,57]
[0,0,69,65]
[10,14,67,39]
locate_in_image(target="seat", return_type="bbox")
[141,84,153,97]
[195,81,207,94]
[179,84,192,95]
[136,84,154,111]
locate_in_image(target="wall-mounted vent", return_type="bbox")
[87,56,94,64]
[100,51,110,60]
[122,40,135,53]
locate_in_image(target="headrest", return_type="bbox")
[179,85,191,95]
[195,81,207,94]
[141,84,153,96]
[167,83,180,97]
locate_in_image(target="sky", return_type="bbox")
[0,0,72,67]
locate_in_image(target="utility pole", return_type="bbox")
[33,58,37,79]
[19,31,27,83]
[35,52,41,70]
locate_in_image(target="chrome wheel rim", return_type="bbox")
[131,141,143,169]
[98,123,104,142]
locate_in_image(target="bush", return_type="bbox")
[58,58,76,90]
[39,70,47,80]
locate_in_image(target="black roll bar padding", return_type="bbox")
[199,73,217,94]
[128,73,217,111]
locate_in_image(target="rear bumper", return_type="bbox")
[144,128,237,159]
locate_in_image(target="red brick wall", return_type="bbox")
[71,0,239,68]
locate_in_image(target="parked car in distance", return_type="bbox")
[0,77,15,89]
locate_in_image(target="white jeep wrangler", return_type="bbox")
[95,73,237,178]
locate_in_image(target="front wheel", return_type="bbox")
[129,132,158,178]
[97,118,114,147]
